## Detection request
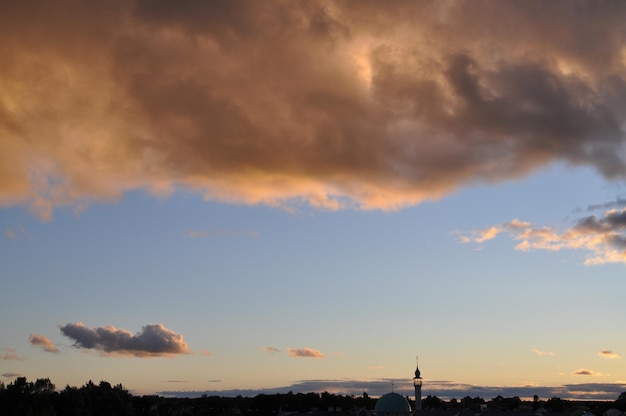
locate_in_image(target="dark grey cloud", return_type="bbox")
[59,322,191,357]
[572,369,602,376]
[1,1,626,218]
[157,379,626,401]
[584,198,626,212]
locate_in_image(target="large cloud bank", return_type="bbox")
[1,1,626,219]
[60,322,191,357]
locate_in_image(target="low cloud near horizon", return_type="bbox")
[2,1,626,221]
[157,378,626,401]
[59,322,191,357]
[29,334,59,353]
[572,369,605,377]
[599,350,622,359]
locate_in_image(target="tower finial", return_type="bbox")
[414,355,421,379]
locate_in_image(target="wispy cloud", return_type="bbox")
[1,347,25,361]
[287,347,324,359]
[582,199,626,213]
[59,322,191,357]
[29,334,59,353]
[531,348,555,357]
[599,350,621,359]
[200,349,212,357]
[2,2,626,218]
[261,346,281,354]
[458,209,626,265]
[4,225,29,240]
[2,372,22,378]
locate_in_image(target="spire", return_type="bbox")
[414,355,421,379]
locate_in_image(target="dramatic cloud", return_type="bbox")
[261,346,281,354]
[573,369,604,376]
[287,347,324,358]
[2,2,626,219]
[29,334,59,353]
[531,348,555,357]
[1,347,24,361]
[59,322,191,357]
[459,208,626,264]
[599,350,622,359]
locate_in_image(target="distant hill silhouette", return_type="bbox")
[1,377,625,416]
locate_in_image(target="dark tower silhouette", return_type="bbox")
[413,356,422,411]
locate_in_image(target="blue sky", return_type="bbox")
[2,164,624,399]
[1,0,626,401]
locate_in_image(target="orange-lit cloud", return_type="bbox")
[29,334,59,353]
[287,347,324,358]
[459,208,626,265]
[1,347,24,361]
[599,350,621,359]
[59,322,191,357]
[1,2,626,219]
[200,349,212,357]
[531,348,555,357]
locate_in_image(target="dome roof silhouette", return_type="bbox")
[375,392,411,416]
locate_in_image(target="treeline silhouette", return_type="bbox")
[1,377,625,416]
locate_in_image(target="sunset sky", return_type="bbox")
[1,0,625,401]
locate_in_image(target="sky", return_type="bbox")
[1,0,626,402]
